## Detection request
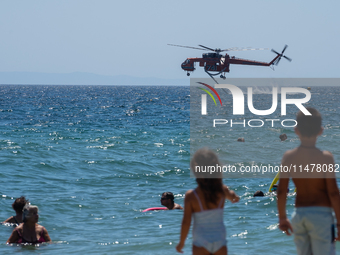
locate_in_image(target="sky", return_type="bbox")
[0,0,340,80]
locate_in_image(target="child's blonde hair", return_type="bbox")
[191,148,224,206]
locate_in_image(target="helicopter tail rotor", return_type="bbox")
[271,45,292,65]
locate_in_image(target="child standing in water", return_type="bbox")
[176,148,239,255]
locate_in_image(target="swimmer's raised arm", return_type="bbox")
[176,190,193,253]
[223,185,239,203]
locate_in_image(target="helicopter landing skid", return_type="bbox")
[205,71,229,95]
[205,71,219,84]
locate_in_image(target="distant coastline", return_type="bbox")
[0,72,189,86]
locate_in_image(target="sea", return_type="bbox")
[0,84,339,255]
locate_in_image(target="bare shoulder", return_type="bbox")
[184,189,195,199]
[322,150,334,162]
[282,148,298,162]
[36,224,43,229]
[174,203,183,209]
[36,224,47,232]
[12,224,23,236]
[183,190,196,208]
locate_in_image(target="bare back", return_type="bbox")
[282,146,334,207]
[190,187,225,212]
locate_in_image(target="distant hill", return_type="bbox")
[0,72,189,86]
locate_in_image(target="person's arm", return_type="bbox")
[176,191,193,253]
[324,152,340,241]
[7,228,19,243]
[2,216,14,224]
[42,227,52,242]
[277,177,293,235]
[277,153,293,235]
[326,177,340,241]
[223,185,239,203]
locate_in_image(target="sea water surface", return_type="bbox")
[0,85,339,255]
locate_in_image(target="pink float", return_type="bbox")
[142,207,168,212]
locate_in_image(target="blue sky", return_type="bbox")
[0,0,339,79]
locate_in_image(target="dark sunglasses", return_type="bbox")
[161,197,169,200]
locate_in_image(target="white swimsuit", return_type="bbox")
[192,190,227,253]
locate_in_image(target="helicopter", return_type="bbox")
[168,44,291,80]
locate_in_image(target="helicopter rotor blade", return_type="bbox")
[271,49,280,55]
[283,55,292,62]
[198,45,216,52]
[169,44,269,53]
[221,47,269,52]
[167,44,206,51]
[221,47,238,51]
[272,45,291,65]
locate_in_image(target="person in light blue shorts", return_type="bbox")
[291,207,335,255]
[277,108,340,255]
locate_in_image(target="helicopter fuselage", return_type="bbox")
[181,53,278,76]
[169,43,291,79]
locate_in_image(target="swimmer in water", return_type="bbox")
[7,205,51,244]
[2,196,28,225]
[253,191,264,197]
[161,192,183,210]
[279,133,288,141]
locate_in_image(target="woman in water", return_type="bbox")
[176,148,239,255]
[2,196,28,225]
[7,205,51,244]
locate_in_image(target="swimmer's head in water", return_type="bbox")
[12,196,29,213]
[296,107,322,137]
[279,134,287,141]
[253,190,264,197]
[161,192,174,202]
[161,192,175,207]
